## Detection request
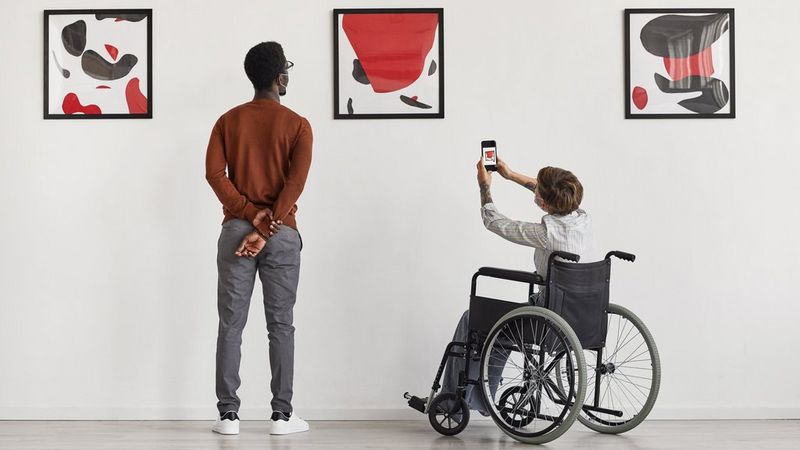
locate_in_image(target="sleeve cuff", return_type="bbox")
[255,221,271,237]
[243,203,260,224]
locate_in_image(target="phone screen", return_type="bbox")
[482,146,497,165]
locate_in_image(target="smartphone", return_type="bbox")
[481,140,497,171]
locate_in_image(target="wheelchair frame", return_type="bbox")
[406,250,653,443]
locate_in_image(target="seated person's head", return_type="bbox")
[535,167,583,215]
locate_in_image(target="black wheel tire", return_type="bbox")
[428,393,470,436]
[498,386,537,428]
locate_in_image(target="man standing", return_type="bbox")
[206,41,312,436]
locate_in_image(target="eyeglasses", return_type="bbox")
[283,61,294,74]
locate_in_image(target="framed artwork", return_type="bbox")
[44,9,152,119]
[625,8,735,119]
[333,8,444,119]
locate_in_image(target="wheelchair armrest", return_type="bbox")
[476,267,545,285]
[605,251,636,262]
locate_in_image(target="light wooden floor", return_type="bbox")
[1,420,798,449]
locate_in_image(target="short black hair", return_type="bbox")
[244,42,286,91]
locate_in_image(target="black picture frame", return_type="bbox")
[333,8,444,119]
[44,9,153,119]
[624,8,735,119]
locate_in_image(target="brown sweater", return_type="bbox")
[205,98,313,235]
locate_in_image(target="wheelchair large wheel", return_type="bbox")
[557,303,661,434]
[480,306,586,444]
[428,393,470,436]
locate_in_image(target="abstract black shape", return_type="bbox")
[352,59,370,85]
[428,60,437,76]
[400,95,432,109]
[61,20,86,57]
[95,13,148,22]
[654,73,729,114]
[640,13,729,58]
[52,51,70,78]
[347,98,354,114]
[81,50,138,80]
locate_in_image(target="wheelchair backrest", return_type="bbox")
[545,259,611,350]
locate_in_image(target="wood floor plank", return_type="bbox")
[0,420,798,449]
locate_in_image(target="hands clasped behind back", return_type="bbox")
[234,208,284,258]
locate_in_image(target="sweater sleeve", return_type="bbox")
[205,119,260,223]
[267,118,313,226]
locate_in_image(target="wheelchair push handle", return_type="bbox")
[605,250,636,262]
[547,251,581,265]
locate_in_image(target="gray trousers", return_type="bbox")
[441,310,500,412]
[215,219,302,415]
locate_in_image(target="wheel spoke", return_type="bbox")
[613,339,646,365]
[607,321,639,361]
[614,371,652,381]
[611,374,645,411]
[615,346,649,366]
[614,370,652,395]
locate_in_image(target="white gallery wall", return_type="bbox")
[1,0,798,420]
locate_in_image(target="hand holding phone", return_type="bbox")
[481,140,497,172]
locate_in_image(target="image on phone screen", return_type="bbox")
[483,147,496,164]
[481,140,497,171]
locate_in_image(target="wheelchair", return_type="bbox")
[404,251,661,444]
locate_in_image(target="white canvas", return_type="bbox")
[335,12,442,118]
[46,11,150,117]
[627,11,732,116]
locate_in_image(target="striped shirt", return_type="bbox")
[481,202,592,278]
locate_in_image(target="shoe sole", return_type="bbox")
[212,427,239,435]
[270,426,310,435]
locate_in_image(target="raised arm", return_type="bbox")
[481,204,548,249]
[477,159,548,249]
[497,158,538,193]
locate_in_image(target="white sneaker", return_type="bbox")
[270,411,310,435]
[212,411,240,435]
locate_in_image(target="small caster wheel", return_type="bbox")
[428,393,470,436]
[498,385,537,427]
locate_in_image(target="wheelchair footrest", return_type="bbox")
[404,392,427,413]
[581,403,624,417]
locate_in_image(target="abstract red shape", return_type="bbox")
[62,93,101,115]
[125,77,148,114]
[105,44,119,61]
[632,87,648,110]
[411,96,418,101]
[115,18,125,22]
[342,13,438,93]
[663,47,714,81]
[96,85,111,89]
[485,151,495,159]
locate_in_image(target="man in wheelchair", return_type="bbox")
[404,159,660,444]
[447,159,591,413]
